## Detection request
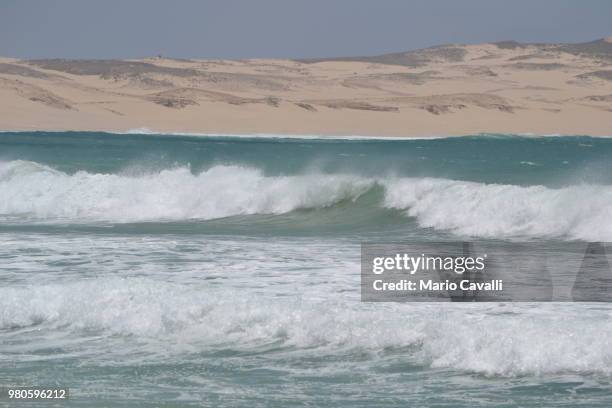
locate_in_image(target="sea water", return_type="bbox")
[1,131,612,406]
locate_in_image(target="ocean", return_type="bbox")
[1,131,612,407]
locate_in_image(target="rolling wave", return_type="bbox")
[2,277,612,376]
[384,178,612,241]
[1,160,611,240]
[0,160,373,223]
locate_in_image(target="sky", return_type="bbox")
[1,0,611,59]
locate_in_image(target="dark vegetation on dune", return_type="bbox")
[27,59,202,78]
[296,38,612,67]
[504,62,568,71]
[295,45,467,67]
[0,62,54,79]
[26,59,288,91]
[577,70,612,81]
[495,38,612,61]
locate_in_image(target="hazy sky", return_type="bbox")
[1,0,611,59]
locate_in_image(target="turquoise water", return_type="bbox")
[1,131,612,406]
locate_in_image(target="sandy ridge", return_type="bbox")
[0,38,611,137]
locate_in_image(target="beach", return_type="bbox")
[2,35,612,407]
[1,38,612,137]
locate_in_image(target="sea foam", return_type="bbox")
[0,160,372,223]
[1,160,612,240]
[2,277,611,376]
[383,178,612,241]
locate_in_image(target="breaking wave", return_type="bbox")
[1,160,611,240]
[383,178,612,241]
[0,160,373,223]
[2,277,612,376]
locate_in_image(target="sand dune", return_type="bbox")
[0,38,611,136]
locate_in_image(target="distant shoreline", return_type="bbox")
[2,128,611,140]
[1,38,611,138]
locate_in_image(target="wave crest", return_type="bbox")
[383,178,612,241]
[0,160,372,222]
[1,160,612,240]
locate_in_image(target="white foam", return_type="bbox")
[384,177,612,241]
[122,128,454,140]
[2,277,611,376]
[2,160,612,241]
[0,160,373,223]
[115,129,612,140]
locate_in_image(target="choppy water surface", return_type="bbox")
[1,131,612,407]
